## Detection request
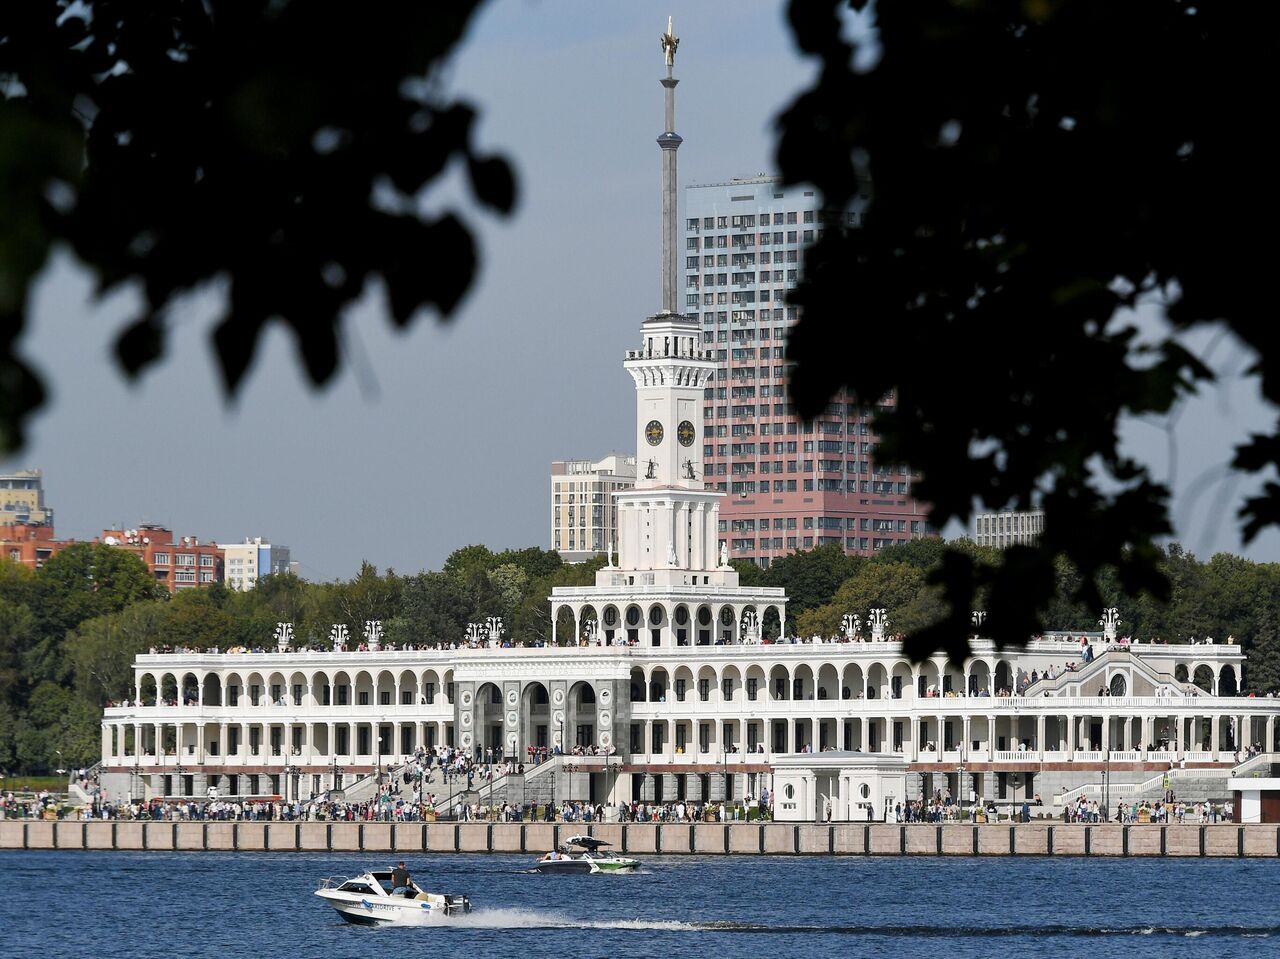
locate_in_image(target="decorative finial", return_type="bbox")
[661,16,679,72]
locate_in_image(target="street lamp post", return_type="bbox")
[1103,747,1111,821]
[1011,774,1020,822]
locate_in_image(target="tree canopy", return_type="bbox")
[776,0,1279,661]
[0,0,514,449]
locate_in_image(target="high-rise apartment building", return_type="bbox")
[222,536,294,591]
[551,454,636,562]
[0,469,52,526]
[974,509,1045,549]
[685,177,932,567]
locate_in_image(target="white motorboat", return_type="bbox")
[315,870,471,925]
[533,835,640,874]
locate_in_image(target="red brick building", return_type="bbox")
[99,526,223,592]
[0,522,71,569]
[2,522,225,592]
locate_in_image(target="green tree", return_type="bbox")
[0,596,34,710]
[25,543,165,685]
[831,563,927,625]
[762,544,864,617]
[729,559,765,587]
[796,562,931,638]
[488,563,529,630]
[443,544,496,579]
[165,590,235,650]
[12,680,100,770]
[775,0,1276,661]
[66,601,169,705]
[873,538,949,571]
[0,0,513,452]
[492,547,563,581]
[510,557,607,647]
[386,571,472,647]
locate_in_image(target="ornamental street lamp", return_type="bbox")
[486,617,504,645]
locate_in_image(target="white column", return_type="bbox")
[678,501,690,568]
[692,503,704,570]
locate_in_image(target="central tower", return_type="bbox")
[608,18,729,581]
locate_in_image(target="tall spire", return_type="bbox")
[658,17,682,315]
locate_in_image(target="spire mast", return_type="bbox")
[658,17,682,315]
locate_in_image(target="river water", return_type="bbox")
[3,850,1279,958]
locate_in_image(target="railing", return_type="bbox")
[1231,752,1279,778]
[994,750,1028,762]
[1056,762,1232,805]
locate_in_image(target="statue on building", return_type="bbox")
[719,541,729,568]
[683,459,698,480]
[660,16,679,70]
[645,458,656,479]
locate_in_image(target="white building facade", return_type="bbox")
[222,537,292,591]
[974,509,1045,549]
[551,454,636,563]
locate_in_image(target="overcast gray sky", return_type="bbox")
[2,0,1277,579]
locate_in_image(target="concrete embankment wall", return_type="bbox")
[2,820,1279,857]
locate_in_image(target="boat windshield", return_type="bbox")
[337,880,377,894]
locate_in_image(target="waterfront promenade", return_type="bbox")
[3,819,1278,857]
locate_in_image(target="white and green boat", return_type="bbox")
[533,835,639,874]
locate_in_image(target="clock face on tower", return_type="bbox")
[677,420,695,446]
[645,420,664,446]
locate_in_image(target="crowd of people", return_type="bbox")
[1112,799,1234,824]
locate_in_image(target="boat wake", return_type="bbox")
[370,910,1275,938]
[382,907,698,930]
